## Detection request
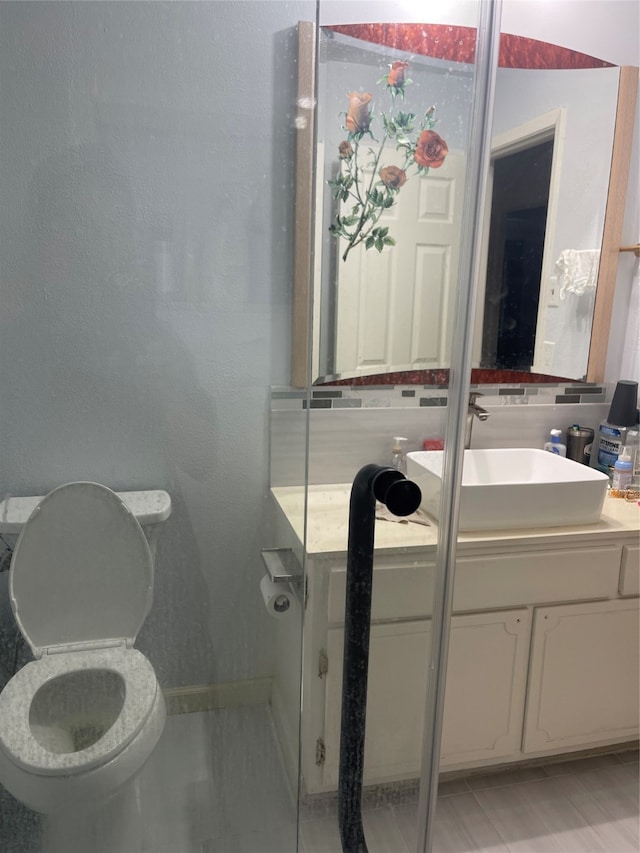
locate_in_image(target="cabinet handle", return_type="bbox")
[318,649,328,678]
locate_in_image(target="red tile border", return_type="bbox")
[326,24,613,70]
[322,369,572,387]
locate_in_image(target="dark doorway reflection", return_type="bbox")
[482,140,553,371]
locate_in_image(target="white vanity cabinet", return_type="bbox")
[269,486,640,795]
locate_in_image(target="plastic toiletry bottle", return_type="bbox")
[591,379,638,474]
[391,436,408,473]
[544,429,567,456]
[625,429,639,482]
[611,452,633,492]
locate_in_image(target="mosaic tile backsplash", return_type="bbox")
[271,382,609,411]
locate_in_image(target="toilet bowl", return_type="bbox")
[0,482,171,814]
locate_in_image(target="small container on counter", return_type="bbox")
[566,425,594,465]
[591,380,638,473]
[544,429,567,456]
[390,436,408,473]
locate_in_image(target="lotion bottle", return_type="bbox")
[544,429,567,456]
[390,436,408,473]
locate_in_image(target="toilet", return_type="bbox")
[0,482,171,814]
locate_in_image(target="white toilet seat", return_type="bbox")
[0,647,158,776]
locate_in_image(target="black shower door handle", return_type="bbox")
[338,464,421,853]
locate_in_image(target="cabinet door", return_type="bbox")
[323,620,430,787]
[619,545,640,596]
[440,609,531,767]
[322,609,530,787]
[523,599,640,753]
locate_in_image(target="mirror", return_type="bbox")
[291,23,636,387]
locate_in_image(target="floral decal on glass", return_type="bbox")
[328,61,448,262]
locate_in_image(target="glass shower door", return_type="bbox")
[292,2,502,851]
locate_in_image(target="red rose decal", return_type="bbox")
[414,130,449,169]
[346,92,373,134]
[329,71,448,262]
[388,61,409,88]
[379,166,407,189]
[338,140,354,159]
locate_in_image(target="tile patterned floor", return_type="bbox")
[299,751,640,853]
[1,707,298,853]
[0,705,637,853]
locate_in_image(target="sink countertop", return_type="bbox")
[271,484,640,557]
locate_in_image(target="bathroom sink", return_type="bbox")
[406,448,609,531]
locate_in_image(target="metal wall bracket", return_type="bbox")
[260,548,304,602]
[261,547,302,583]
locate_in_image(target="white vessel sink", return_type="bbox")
[406,448,609,531]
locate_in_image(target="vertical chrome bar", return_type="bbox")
[292,19,318,389]
[416,2,502,851]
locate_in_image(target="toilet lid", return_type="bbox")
[10,483,154,657]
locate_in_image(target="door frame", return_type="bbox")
[473,108,565,371]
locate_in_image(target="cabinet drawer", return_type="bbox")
[619,545,640,596]
[328,544,622,624]
[328,561,436,624]
[453,545,621,611]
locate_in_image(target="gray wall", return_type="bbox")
[0,1,315,687]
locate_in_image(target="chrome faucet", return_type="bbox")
[465,392,489,449]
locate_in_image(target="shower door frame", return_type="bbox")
[294,3,504,850]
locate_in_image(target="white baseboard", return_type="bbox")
[270,680,301,791]
[163,677,272,715]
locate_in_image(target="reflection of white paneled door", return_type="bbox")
[336,150,466,376]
